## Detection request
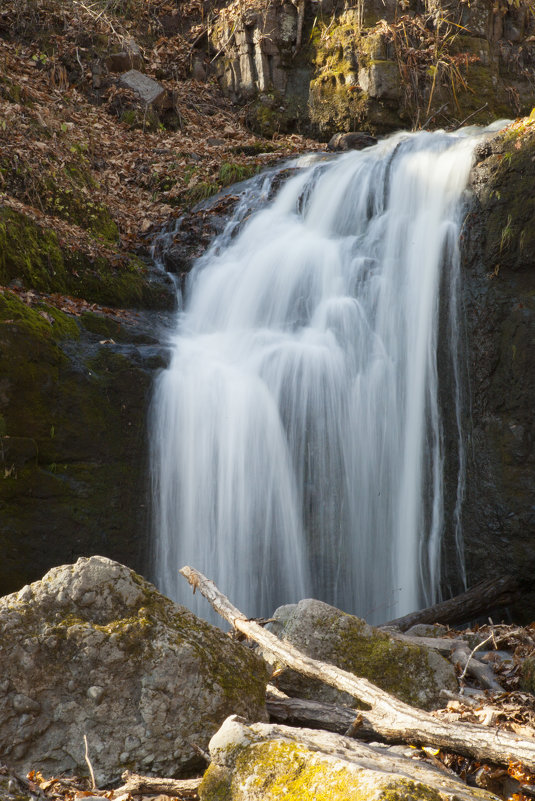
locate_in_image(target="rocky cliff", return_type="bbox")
[460,116,535,620]
[211,0,535,137]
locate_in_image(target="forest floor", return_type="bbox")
[0,0,320,314]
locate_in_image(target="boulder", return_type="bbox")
[267,599,457,710]
[199,716,500,801]
[119,70,171,110]
[521,656,535,694]
[0,557,270,785]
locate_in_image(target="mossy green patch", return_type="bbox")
[276,602,455,710]
[0,206,169,309]
[219,163,259,187]
[477,128,535,272]
[0,290,79,341]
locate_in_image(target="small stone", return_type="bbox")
[87,686,105,703]
[13,694,41,714]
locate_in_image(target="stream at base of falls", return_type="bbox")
[150,124,502,625]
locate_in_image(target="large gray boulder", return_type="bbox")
[199,716,500,801]
[268,599,457,710]
[0,557,269,785]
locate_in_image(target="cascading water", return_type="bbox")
[151,128,484,624]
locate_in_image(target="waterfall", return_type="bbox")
[150,128,483,624]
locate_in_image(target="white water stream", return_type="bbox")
[151,128,487,624]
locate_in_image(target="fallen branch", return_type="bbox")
[116,771,201,798]
[266,687,374,737]
[384,574,520,631]
[180,566,535,770]
[453,640,504,693]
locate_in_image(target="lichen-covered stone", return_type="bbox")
[268,599,457,710]
[0,557,270,785]
[199,716,500,801]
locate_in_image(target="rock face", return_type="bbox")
[199,716,499,801]
[458,119,535,620]
[268,599,458,710]
[0,557,270,785]
[0,283,177,597]
[211,0,535,138]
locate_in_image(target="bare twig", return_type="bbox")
[83,733,97,790]
[458,633,496,691]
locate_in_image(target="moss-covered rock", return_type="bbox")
[199,716,499,801]
[0,206,173,309]
[0,557,270,784]
[268,599,457,710]
[0,289,171,596]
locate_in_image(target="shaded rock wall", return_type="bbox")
[461,119,535,620]
[211,0,535,138]
[0,290,173,597]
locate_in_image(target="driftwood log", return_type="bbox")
[116,771,201,798]
[180,566,535,770]
[384,574,519,631]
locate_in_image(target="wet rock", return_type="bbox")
[327,132,378,151]
[267,599,458,710]
[0,286,174,597]
[0,556,270,785]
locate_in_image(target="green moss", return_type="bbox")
[0,207,168,309]
[478,129,535,271]
[0,207,68,293]
[185,182,219,206]
[218,163,258,187]
[0,290,79,341]
[200,765,233,801]
[278,603,454,710]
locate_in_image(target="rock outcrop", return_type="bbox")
[0,557,270,785]
[210,0,535,138]
[199,716,500,801]
[267,599,458,709]
[0,282,176,597]
[460,117,535,621]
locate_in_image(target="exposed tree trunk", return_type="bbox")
[180,566,535,771]
[116,771,201,798]
[383,574,520,631]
